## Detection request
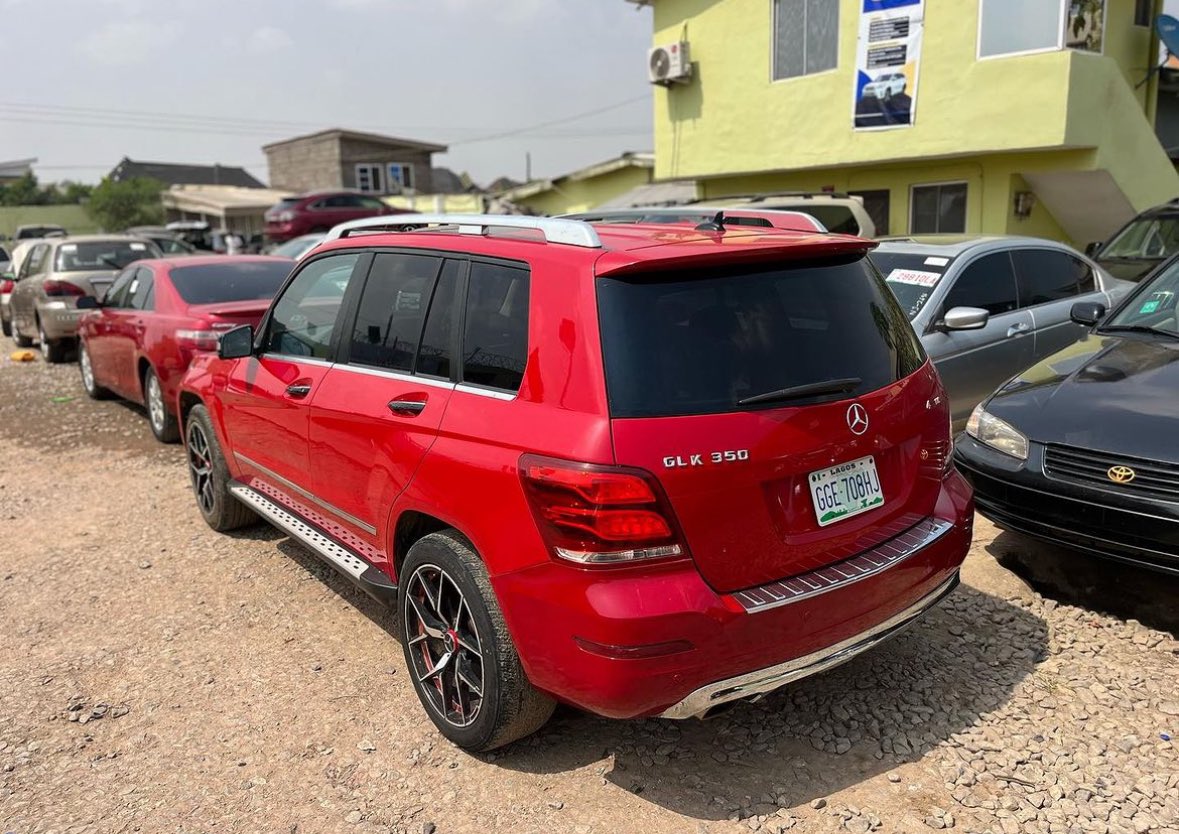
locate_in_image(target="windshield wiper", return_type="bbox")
[738,377,862,407]
[1096,325,1179,340]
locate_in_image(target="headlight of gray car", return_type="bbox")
[965,404,1029,461]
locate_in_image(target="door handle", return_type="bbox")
[286,383,312,398]
[1006,322,1030,338]
[387,399,427,416]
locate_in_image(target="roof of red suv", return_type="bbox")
[308,215,875,275]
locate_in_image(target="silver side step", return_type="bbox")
[230,483,397,604]
[659,572,959,720]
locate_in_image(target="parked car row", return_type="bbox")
[5,212,1172,757]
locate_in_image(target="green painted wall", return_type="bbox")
[513,165,653,216]
[0,205,98,241]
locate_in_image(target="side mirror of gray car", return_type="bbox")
[1070,301,1106,327]
[75,295,100,310]
[1084,241,1102,257]
[218,325,254,360]
[942,306,990,331]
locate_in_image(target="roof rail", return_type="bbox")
[323,213,602,249]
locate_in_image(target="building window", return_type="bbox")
[356,163,384,194]
[772,0,839,81]
[978,0,1066,59]
[910,182,967,234]
[1135,0,1152,27]
[386,163,414,193]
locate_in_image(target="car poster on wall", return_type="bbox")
[853,0,924,130]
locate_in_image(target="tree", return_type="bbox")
[0,172,45,206]
[85,177,165,230]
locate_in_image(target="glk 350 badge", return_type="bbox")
[663,450,750,468]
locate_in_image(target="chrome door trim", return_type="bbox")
[332,362,457,391]
[233,451,377,535]
[456,383,516,401]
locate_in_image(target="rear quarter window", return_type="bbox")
[596,256,925,418]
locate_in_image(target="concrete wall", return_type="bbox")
[265,135,342,193]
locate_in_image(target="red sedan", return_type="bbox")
[77,256,293,442]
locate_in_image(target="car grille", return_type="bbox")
[1044,445,1179,502]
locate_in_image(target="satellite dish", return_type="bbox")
[1158,14,1179,59]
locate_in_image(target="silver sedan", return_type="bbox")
[871,236,1133,429]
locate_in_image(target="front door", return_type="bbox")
[222,252,365,504]
[308,253,462,563]
[924,250,1035,427]
[1010,248,1099,361]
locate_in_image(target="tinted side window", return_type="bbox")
[129,269,154,311]
[23,244,49,277]
[265,253,361,359]
[348,253,440,372]
[1012,249,1083,306]
[416,260,460,379]
[104,267,137,307]
[462,262,530,392]
[943,252,1018,316]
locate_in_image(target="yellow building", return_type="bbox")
[499,152,660,215]
[630,0,1179,243]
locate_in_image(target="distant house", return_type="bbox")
[0,158,36,185]
[431,167,479,194]
[486,176,523,194]
[107,157,264,189]
[499,152,658,216]
[263,128,447,196]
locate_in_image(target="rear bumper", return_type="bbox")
[264,223,300,243]
[493,472,973,719]
[955,434,1179,576]
[36,302,83,340]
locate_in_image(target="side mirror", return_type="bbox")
[1070,301,1106,327]
[1084,241,1102,257]
[942,306,990,331]
[75,295,100,310]
[218,324,255,359]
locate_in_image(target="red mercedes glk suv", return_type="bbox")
[177,214,973,751]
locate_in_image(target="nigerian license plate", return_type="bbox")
[809,456,884,527]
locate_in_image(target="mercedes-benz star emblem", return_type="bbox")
[847,403,869,436]
[1107,465,1136,485]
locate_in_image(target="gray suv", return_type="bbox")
[871,236,1133,429]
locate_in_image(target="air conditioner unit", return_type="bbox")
[648,41,691,86]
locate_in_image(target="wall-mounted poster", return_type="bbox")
[853,0,924,130]
[1066,0,1105,53]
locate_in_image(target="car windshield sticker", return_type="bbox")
[886,268,941,287]
[924,256,950,267]
[1140,300,1161,314]
[60,244,77,252]
[128,279,139,294]
[130,243,146,251]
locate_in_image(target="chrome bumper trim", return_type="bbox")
[659,572,959,720]
[733,516,954,613]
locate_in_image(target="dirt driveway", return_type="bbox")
[1,357,1177,834]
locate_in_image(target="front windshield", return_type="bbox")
[1102,260,1179,336]
[871,251,954,319]
[1101,214,1179,259]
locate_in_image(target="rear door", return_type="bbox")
[1010,247,1098,360]
[307,252,461,558]
[107,267,154,397]
[221,252,364,499]
[922,251,1035,426]
[84,266,135,391]
[11,242,49,334]
[599,256,943,594]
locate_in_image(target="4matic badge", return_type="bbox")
[663,449,750,468]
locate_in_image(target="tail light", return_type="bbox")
[43,280,85,297]
[519,454,688,566]
[176,328,220,352]
[0,279,13,294]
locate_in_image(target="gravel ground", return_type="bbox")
[1,354,1178,834]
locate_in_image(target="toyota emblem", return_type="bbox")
[847,403,869,436]
[1107,465,1136,485]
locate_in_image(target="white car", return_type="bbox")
[2,239,42,338]
[863,72,906,100]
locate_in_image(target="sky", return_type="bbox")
[0,0,655,188]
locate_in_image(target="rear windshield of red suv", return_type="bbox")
[170,262,292,304]
[596,255,925,418]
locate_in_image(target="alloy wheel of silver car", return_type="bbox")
[186,420,216,515]
[146,373,166,433]
[403,562,485,728]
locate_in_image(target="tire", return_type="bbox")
[79,342,112,400]
[399,531,555,752]
[144,367,179,443]
[38,320,69,364]
[12,315,32,348]
[184,404,257,532]
[1,309,10,338]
